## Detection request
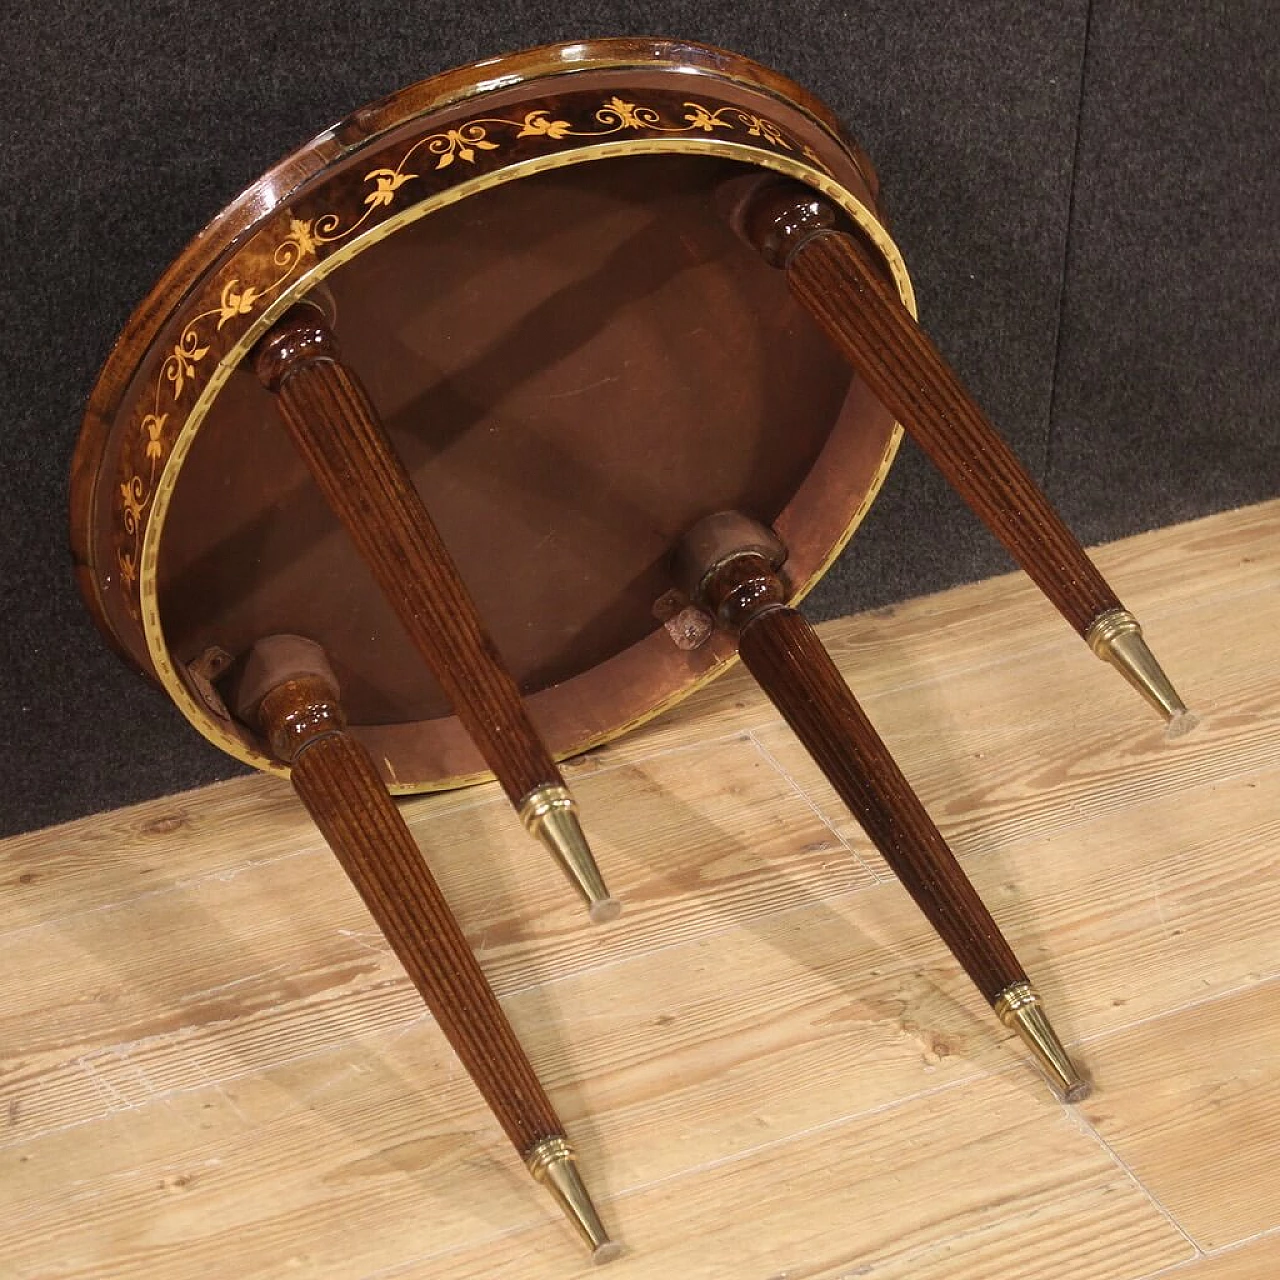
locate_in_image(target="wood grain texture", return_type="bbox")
[395,1071,1192,1280]
[747,182,1122,636]
[1081,980,1280,1250]
[1150,1235,1280,1280]
[71,40,879,690]
[706,552,1023,1004]
[758,570,1280,877]
[259,674,562,1156]
[2,500,1277,1278]
[257,307,562,807]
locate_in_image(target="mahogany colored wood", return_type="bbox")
[70,41,902,789]
[256,670,562,1154]
[742,181,1123,638]
[701,552,1025,1004]
[254,305,564,811]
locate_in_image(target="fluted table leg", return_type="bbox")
[675,516,1088,1101]
[239,635,620,1262]
[738,181,1192,730]
[254,304,619,919]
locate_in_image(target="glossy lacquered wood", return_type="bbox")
[703,553,1025,1005]
[743,182,1123,637]
[256,673,562,1154]
[70,40,903,790]
[255,307,565,811]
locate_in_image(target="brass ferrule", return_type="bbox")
[994,981,1091,1104]
[1085,607,1192,726]
[518,785,620,924]
[525,1136,621,1264]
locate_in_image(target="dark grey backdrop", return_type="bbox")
[2,3,1276,837]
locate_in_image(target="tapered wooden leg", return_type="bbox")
[239,636,620,1262]
[253,305,618,919]
[675,515,1088,1101]
[737,181,1191,729]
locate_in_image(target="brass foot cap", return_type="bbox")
[520,787,620,923]
[995,982,1091,1104]
[1086,608,1191,724]
[527,1137,620,1262]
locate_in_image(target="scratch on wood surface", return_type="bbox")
[192,1060,251,1125]
[544,374,619,400]
[338,927,390,958]
[76,1056,131,1111]
[389,1013,431,1045]
[179,966,289,1005]
[1148,870,1177,944]
[0,845,322,947]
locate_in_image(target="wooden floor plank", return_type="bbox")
[1147,1233,1280,1280]
[756,576,1280,878]
[385,1073,1192,1280]
[0,734,869,1149]
[0,1065,1191,1280]
[6,743,1276,1161]
[408,733,874,994]
[1080,980,1280,1251]
[0,1032,531,1280]
[0,500,1275,1279]
[0,773,314,936]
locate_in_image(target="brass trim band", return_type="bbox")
[518,783,576,832]
[525,1134,578,1181]
[1085,605,1141,658]
[993,980,1041,1023]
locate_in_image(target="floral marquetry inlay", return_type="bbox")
[113,92,831,603]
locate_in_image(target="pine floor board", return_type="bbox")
[1,499,1276,1279]
[386,1072,1193,1280]
[1081,980,1280,1251]
[1154,1234,1280,1280]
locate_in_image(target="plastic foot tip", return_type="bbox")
[591,1241,625,1266]
[1062,1078,1093,1105]
[589,897,623,926]
[1164,709,1201,740]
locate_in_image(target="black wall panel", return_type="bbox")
[1,3,1273,837]
[1046,3,1280,540]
